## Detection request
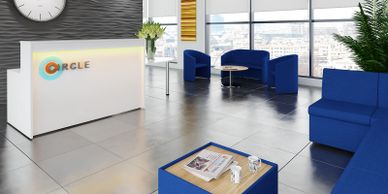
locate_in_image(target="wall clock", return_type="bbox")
[14,0,66,22]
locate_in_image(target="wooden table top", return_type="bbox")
[213,65,249,72]
[166,145,273,194]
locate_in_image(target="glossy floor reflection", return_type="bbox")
[0,66,353,194]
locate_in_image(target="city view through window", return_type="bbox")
[155,25,178,58]
[152,4,360,78]
[208,9,359,78]
[153,17,178,58]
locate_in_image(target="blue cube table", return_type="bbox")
[158,142,278,194]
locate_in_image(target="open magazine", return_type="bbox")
[184,149,234,182]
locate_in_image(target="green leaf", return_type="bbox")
[333,0,388,72]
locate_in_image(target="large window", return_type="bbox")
[155,25,178,58]
[152,17,178,58]
[147,0,178,58]
[312,0,360,77]
[206,0,250,66]
[253,0,309,76]
[254,23,309,76]
[206,0,363,78]
[312,22,358,77]
[208,23,250,66]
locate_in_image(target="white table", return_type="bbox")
[213,65,249,88]
[146,57,177,95]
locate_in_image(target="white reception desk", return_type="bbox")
[7,39,145,139]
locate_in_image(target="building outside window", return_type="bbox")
[312,0,359,77]
[206,0,250,66]
[152,16,178,58]
[208,22,250,66]
[206,0,363,78]
[254,23,310,76]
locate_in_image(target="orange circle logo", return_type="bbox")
[39,56,63,80]
[45,62,60,74]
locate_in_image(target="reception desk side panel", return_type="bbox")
[7,42,34,138]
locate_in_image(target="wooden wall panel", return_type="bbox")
[181,0,196,41]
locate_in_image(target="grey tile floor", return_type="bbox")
[0,66,353,194]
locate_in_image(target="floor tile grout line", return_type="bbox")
[297,153,347,170]
[279,182,311,194]
[278,142,311,172]
[60,158,126,188]
[6,132,134,193]
[3,136,70,194]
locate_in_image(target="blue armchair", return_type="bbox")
[267,55,298,94]
[221,49,270,83]
[184,50,211,81]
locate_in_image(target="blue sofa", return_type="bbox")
[267,55,298,94]
[184,50,211,81]
[308,69,388,193]
[221,49,270,83]
[331,120,388,194]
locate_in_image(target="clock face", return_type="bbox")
[14,0,66,22]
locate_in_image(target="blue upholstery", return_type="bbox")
[221,49,270,83]
[378,73,388,108]
[346,120,388,175]
[309,69,388,193]
[332,167,388,194]
[332,121,388,194]
[310,115,369,152]
[372,108,388,122]
[309,69,379,151]
[267,55,298,94]
[184,50,211,81]
[322,69,379,106]
[309,99,375,125]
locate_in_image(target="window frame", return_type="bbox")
[205,0,357,78]
[150,17,178,58]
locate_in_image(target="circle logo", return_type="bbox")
[39,56,63,80]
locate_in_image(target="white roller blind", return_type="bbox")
[253,0,308,12]
[149,0,177,17]
[206,0,249,14]
[313,0,363,9]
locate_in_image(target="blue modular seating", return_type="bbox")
[331,120,388,194]
[267,55,298,94]
[184,50,211,81]
[308,69,388,193]
[221,49,270,83]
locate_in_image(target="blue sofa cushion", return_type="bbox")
[221,49,269,70]
[196,63,209,68]
[332,167,388,194]
[379,73,388,108]
[346,120,388,174]
[322,69,379,106]
[332,120,388,194]
[309,99,376,125]
[372,108,388,121]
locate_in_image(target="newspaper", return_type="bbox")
[184,149,234,182]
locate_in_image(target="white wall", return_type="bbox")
[177,0,206,69]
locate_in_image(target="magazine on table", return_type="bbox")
[184,149,234,182]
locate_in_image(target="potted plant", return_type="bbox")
[137,20,166,61]
[334,0,388,72]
